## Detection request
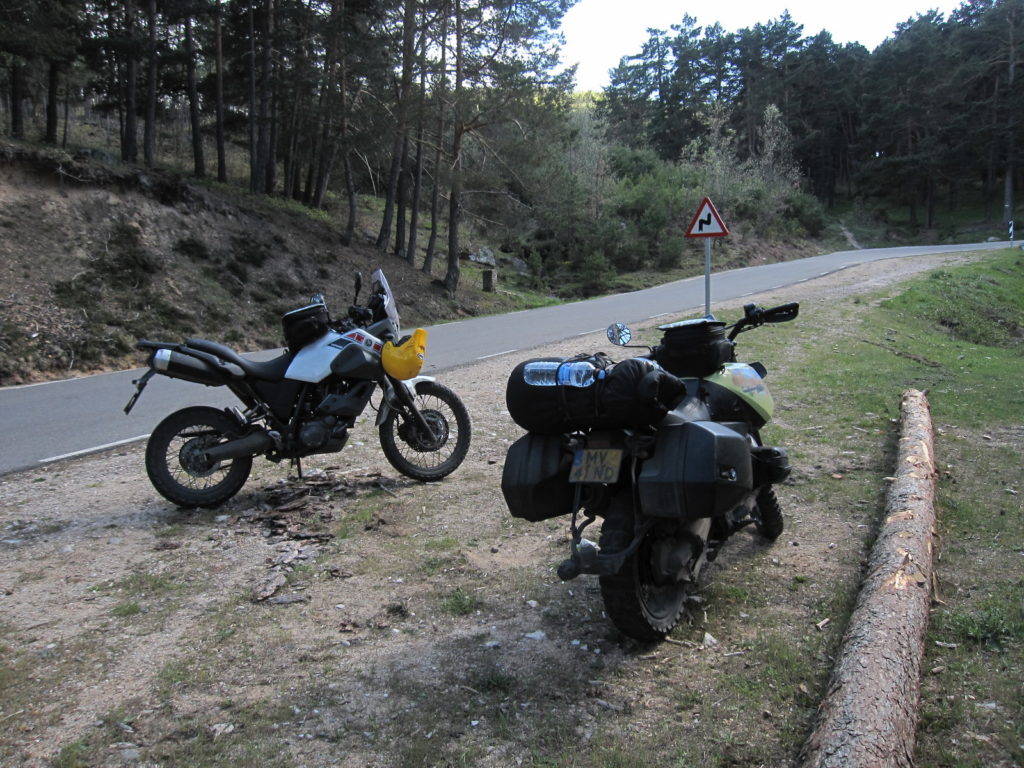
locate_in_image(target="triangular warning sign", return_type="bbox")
[685,197,729,238]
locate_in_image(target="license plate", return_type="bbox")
[569,448,623,483]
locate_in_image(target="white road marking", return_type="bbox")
[476,349,518,360]
[40,435,150,464]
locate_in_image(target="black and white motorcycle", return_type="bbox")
[125,269,471,507]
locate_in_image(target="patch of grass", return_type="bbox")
[111,601,143,618]
[932,583,1024,648]
[50,741,90,768]
[107,571,183,597]
[439,587,477,616]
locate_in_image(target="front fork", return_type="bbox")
[375,374,436,431]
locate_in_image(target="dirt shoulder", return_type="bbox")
[0,252,986,768]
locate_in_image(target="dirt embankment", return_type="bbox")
[0,144,498,386]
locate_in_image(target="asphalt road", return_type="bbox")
[0,241,1007,476]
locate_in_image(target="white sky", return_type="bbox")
[560,0,964,91]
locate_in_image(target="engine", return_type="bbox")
[298,416,349,453]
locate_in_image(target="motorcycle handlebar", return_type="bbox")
[729,301,800,339]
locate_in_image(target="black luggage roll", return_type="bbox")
[505,356,687,434]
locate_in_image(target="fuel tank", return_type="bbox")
[703,363,774,426]
[286,329,384,383]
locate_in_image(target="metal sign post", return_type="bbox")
[684,197,729,318]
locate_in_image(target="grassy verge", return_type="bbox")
[777,249,1023,767]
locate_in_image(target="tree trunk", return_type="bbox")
[444,0,464,295]
[406,124,425,265]
[342,151,356,246]
[185,14,206,178]
[394,135,410,257]
[376,135,404,250]
[266,66,278,193]
[253,0,274,194]
[45,62,60,145]
[1003,17,1016,226]
[248,3,259,189]
[122,0,139,163]
[10,64,25,139]
[143,0,157,167]
[800,390,937,768]
[376,0,418,252]
[215,1,227,182]
[61,72,70,148]
[424,0,449,276]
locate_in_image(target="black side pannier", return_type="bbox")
[501,433,574,521]
[637,420,753,519]
[505,355,686,434]
[282,302,329,351]
[653,318,734,377]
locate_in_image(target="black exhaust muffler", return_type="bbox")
[151,348,235,386]
[201,430,276,463]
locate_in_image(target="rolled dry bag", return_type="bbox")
[505,356,686,434]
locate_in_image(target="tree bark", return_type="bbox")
[423,0,448,276]
[253,0,274,193]
[214,1,227,182]
[10,64,25,139]
[143,0,157,167]
[248,3,258,189]
[185,14,206,178]
[800,389,937,768]
[1002,12,1016,226]
[45,62,60,145]
[444,0,465,295]
[122,0,139,163]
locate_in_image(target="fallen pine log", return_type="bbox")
[800,389,938,768]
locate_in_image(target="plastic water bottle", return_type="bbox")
[523,360,605,387]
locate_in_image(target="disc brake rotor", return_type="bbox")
[397,410,449,452]
[178,435,222,477]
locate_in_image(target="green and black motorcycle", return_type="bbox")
[501,302,799,641]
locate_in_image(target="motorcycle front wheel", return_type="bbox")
[598,492,690,642]
[379,381,471,482]
[145,406,253,508]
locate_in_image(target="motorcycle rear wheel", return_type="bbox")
[598,493,690,642]
[145,406,252,508]
[379,381,471,482]
[754,486,784,541]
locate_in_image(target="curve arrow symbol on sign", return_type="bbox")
[686,197,729,238]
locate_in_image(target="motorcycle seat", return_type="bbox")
[185,338,292,381]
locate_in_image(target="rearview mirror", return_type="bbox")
[607,322,632,346]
